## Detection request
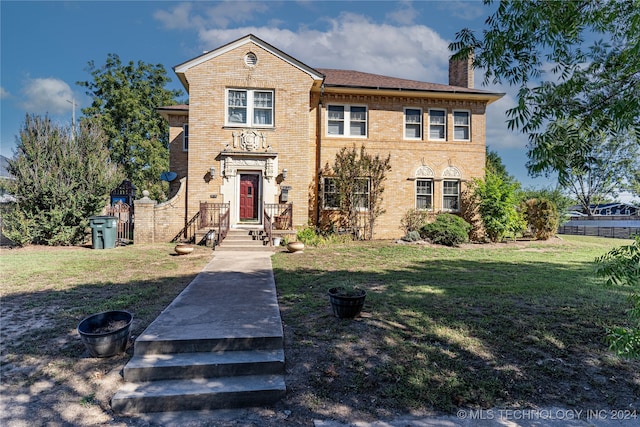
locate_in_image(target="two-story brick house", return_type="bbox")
[157,34,503,242]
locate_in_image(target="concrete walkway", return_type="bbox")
[122,250,637,426]
[112,250,285,413]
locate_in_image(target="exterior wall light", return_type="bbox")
[282,168,288,180]
[210,166,216,177]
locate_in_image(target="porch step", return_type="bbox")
[111,374,285,413]
[217,228,273,251]
[123,349,285,382]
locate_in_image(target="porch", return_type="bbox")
[171,202,294,249]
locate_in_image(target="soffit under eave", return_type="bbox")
[318,86,505,104]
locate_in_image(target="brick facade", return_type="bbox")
[156,35,503,240]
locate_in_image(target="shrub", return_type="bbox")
[421,213,471,247]
[522,198,559,240]
[595,236,640,358]
[296,225,322,246]
[400,209,429,234]
[401,230,422,242]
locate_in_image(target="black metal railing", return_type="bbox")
[264,203,293,230]
[171,211,200,243]
[199,202,230,248]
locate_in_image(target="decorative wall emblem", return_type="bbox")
[232,130,267,152]
[415,165,434,178]
[442,166,462,178]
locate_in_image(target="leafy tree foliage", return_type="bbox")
[553,124,638,214]
[331,145,391,240]
[595,236,640,358]
[77,54,183,200]
[451,0,640,181]
[486,147,514,183]
[4,115,123,245]
[472,170,525,242]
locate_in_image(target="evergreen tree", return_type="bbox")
[4,115,124,245]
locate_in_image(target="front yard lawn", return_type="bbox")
[272,235,640,419]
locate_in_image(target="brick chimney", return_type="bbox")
[448,54,474,88]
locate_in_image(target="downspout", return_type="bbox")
[316,82,325,229]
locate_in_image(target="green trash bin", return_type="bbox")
[89,216,118,249]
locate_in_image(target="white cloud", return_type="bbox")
[438,1,487,22]
[154,1,269,30]
[386,1,419,25]
[0,87,9,99]
[20,77,74,115]
[197,13,450,82]
[153,2,196,30]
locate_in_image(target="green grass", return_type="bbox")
[1,237,638,421]
[272,235,640,413]
[1,243,213,356]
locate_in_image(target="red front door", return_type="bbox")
[239,174,259,221]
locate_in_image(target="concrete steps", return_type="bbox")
[123,349,285,382]
[112,375,285,413]
[111,252,285,414]
[217,227,273,251]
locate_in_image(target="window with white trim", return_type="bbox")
[327,105,367,137]
[182,124,189,151]
[453,110,470,141]
[353,178,370,210]
[443,180,460,211]
[404,108,422,139]
[226,89,273,127]
[416,179,433,210]
[428,109,446,140]
[322,177,370,210]
[323,177,339,209]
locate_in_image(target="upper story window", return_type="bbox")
[182,124,189,151]
[416,179,433,210]
[428,109,446,140]
[327,105,367,137]
[443,180,460,212]
[226,89,273,127]
[453,110,470,141]
[404,108,422,140]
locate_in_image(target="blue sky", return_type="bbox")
[1,0,553,190]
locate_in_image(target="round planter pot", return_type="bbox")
[328,287,366,319]
[174,243,194,255]
[77,310,133,357]
[273,237,282,247]
[286,241,304,253]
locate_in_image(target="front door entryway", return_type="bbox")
[239,174,259,221]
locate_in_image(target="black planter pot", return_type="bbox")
[77,310,133,357]
[328,287,366,319]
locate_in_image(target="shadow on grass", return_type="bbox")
[273,249,640,421]
[0,271,200,426]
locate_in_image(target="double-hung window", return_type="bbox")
[416,179,433,210]
[353,178,370,210]
[226,89,274,127]
[321,177,369,210]
[322,177,339,209]
[327,105,367,137]
[404,108,422,140]
[182,124,189,151]
[428,109,446,140]
[453,110,470,141]
[443,180,460,211]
